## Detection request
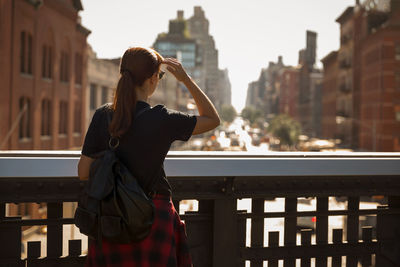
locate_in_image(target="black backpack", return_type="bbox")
[74,105,155,243]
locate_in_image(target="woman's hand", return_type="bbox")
[162,58,190,83]
[77,155,94,180]
[162,58,220,135]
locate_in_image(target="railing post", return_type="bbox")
[237,210,247,267]
[47,202,63,258]
[27,241,42,267]
[376,196,400,266]
[316,197,328,267]
[332,229,343,267]
[361,226,372,266]
[347,196,359,267]
[0,203,24,266]
[185,199,213,267]
[284,197,297,267]
[301,229,312,267]
[251,198,264,267]
[268,231,279,267]
[212,196,238,267]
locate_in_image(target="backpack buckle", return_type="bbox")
[109,137,120,150]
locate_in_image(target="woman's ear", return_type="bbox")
[149,72,158,85]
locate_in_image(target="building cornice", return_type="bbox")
[336,6,355,24]
[76,24,91,37]
[321,51,338,65]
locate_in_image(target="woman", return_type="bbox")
[77,47,220,267]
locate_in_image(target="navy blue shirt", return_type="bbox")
[81,101,197,196]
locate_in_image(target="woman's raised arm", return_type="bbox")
[162,58,220,135]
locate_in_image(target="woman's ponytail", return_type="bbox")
[108,47,163,137]
[109,70,137,137]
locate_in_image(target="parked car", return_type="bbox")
[297,198,316,231]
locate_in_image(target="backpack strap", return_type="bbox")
[105,104,159,197]
[106,105,151,150]
[105,104,150,131]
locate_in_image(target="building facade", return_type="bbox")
[87,46,119,123]
[187,7,217,104]
[245,31,322,138]
[245,57,285,119]
[359,1,400,151]
[217,68,232,107]
[321,51,339,140]
[276,66,300,119]
[245,81,259,109]
[187,6,231,109]
[0,0,90,150]
[321,0,400,151]
[336,7,356,148]
[152,10,198,112]
[0,0,89,223]
[153,7,231,111]
[297,31,323,138]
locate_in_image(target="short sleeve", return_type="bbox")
[164,108,197,142]
[81,110,104,157]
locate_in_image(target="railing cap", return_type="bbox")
[1,150,400,158]
[1,150,400,178]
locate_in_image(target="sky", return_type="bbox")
[80,0,355,112]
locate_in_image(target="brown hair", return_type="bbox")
[109,47,163,137]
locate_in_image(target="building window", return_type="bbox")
[20,32,25,73]
[42,45,53,79]
[101,86,108,104]
[48,47,53,78]
[74,101,81,133]
[17,203,29,217]
[42,45,47,78]
[396,106,400,122]
[396,111,400,122]
[27,34,32,73]
[75,53,83,85]
[60,51,69,82]
[19,97,31,139]
[20,31,33,75]
[396,43,400,60]
[396,72,400,91]
[41,99,51,136]
[59,101,68,134]
[90,83,97,109]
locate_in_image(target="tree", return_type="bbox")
[220,105,237,123]
[241,107,263,125]
[267,114,301,149]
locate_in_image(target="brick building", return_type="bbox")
[245,57,284,119]
[87,46,119,124]
[321,51,339,139]
[188,6,223,108]
[0,0,89,222]
[245,81,259,109]
[0,0,90,150]
[322,0,400,151]
[297,31,323,138]
[153,10,197,112]
[276,66,300,119]
[217,68,232,108]
[153,8,231,112]
[359,2,400,151]
[336,7,356,148]
[245,31,322,139]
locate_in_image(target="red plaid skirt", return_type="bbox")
[85,194,193,267]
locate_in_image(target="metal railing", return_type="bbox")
[1,151,400,267]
